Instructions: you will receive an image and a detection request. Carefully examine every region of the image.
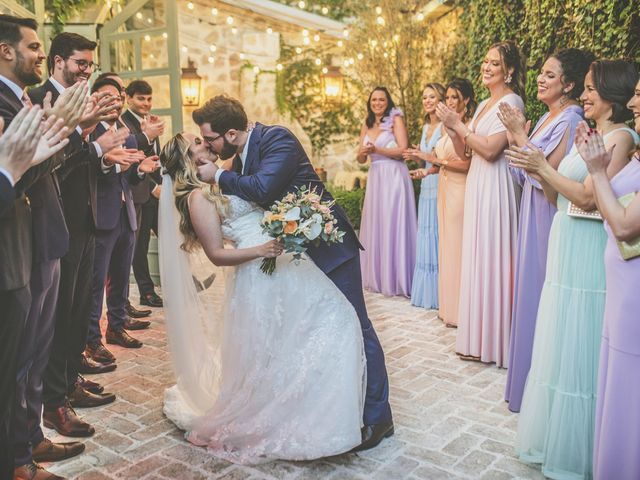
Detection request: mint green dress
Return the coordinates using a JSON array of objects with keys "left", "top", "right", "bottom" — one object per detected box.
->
[{"left": 515, "top": 128, "right": 638, "bottom": 480}]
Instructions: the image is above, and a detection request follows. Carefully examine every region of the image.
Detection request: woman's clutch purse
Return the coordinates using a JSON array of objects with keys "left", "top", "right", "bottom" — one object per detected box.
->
[
  {"left": 615, "top": 192, "right": 640, "bottom": 261},
  {"left": 566, "top": 202, "right": 603, "bottom": 221}
]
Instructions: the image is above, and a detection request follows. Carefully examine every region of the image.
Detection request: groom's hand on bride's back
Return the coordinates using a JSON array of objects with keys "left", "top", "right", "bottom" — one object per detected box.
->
[{"left": 197, "top": 160, "right": 218, "bottom": 184}]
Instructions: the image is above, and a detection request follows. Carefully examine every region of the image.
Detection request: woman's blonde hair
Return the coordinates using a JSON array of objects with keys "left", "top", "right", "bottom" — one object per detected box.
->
[{"left": 159, "top": 133, "right": 228, "bottom": 252}]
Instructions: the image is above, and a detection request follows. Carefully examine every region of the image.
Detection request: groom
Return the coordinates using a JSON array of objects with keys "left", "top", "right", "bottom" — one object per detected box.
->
[{"left": 194, "top": 95, "right": 393, "bottom": 451}]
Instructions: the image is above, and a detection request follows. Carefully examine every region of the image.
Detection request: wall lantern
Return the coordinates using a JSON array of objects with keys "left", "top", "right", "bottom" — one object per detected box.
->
[
  {"left": 321, "top": 66, "right": 344, "bottom": 103},
  {"left": 181, "top": 58, "right": 202, "bottom": 106}
]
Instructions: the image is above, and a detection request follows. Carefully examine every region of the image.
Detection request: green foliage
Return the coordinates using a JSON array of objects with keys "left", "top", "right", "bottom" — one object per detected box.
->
[
  {"left": 46, "top": 0, "right": 95, "bottom": 35},
  {"left": 275, "top": 42, "right": 361, "bottom": 157},
  {"left": 326, "top": 184, "right": 365, "bottom": 229},
  {"left": 444, "top": 0, "right": 640, "bottom": 121}
]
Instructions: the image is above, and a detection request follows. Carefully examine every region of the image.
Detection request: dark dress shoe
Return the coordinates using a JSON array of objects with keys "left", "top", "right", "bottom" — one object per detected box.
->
[
  {"left": 14, "top": 461, "right": 65, "bottom": 480},
  {"left": 124, "top": 317, "right": 150, "bottom": 330},
  {"left": 68, "top": 384, "right": 116, "bottom": 408},
  {"left": 43, "top": 403, "right": 95, "bottom": 437},
  {"left": 106, "top": 328, "right": 142, "bottom": 348},
  {"left": 78, "top": 353, "right": 116, "bottom": 374},
  {"left": 32, "top": 438, "right": 85, "bottom": 463},
  {"left": 85, "top": 342, "right": 116, "bottom": 364},
  {"left": 350, "top": 421, "right": 394, "bottom": 453},
  {"left": 77, "top": 374, "right": 104, "bottom": 394},
  {"left": 126, "top": 301, "right": 151, "bottom": 318},
  {"left": 140, "top": 291, "right": 163, "bottom": 307}
]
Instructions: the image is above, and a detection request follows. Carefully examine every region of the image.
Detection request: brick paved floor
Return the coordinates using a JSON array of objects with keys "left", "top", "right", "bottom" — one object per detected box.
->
[{"left": 46, "top": 263, "right": 545, "bottom": 480}]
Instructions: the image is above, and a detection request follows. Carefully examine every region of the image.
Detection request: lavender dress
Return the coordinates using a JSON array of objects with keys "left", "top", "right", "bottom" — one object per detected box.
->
[
  {"left": 593, "top": 156, "right": 640, "bottom": 480},
  {"left": 505, "top": 105, "right": 584, "bottom": 412},
  {"left": 360, "top": 108, "right": 417, "bottom": 296}
]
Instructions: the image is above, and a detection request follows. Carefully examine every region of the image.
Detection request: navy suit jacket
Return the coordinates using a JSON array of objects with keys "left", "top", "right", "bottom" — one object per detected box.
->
[
  {"left": 120, "top": 109, "right": 161, "bottom": 205},
  {"left": 92, "top": 121, "right": 141, "bottom": 231},
  {"left": 0, "top": 173, "right": 14, "bottom": 216},
  {"left": 29, "top": 79, "right": 100, "bottom": 234},
  {"left": 218, "top": 122, "right": 361, "bottom": 274}
]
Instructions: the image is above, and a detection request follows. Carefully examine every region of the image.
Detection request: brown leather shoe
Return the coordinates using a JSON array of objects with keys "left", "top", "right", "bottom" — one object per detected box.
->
[
  {"left": 85, "top": 341, "right": 116, "bottom": 364},
  {"left": 106, "top": 328, "right": 142, "bottom": 348},
  {"left": 42, "top": 402, "right": 95, "bottom": 437},
  {"left": 77, "top": 374, "right": 104, "bottom": 394},
  {"left": 140, "top": 291, "right": 163, "bottom": 307},
  {"left": 13, "top": 461, "right": 65, "bottom": 479},
  {"left": 78, "top": 353, "right": 116, "bottom": 374},
  {"left": 68, "top": 384, "right": 116, "bottom": 408},
  {"left": 32, "top": 438, "right": 85, "bottom": 463},
  {"left": 123, "top": 317, "right": 150, "bottom": 330},
  {"left": 126, "top": 301, "right": 151, "bottom": 318}
]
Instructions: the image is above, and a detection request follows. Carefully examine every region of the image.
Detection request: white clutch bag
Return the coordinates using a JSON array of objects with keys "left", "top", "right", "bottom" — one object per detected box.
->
[{"left": 566, "top": 201, "right": 603, "bottom": 221}]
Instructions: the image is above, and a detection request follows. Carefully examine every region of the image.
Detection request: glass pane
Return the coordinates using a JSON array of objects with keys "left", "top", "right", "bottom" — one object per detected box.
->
[
  {"left": 109, "top": 39, "right": 135, "bottom": 73},
  {"left": 143, "top": 75, "right": 171, "bottom": 109},
  {"left": 15, "top": 0, "right": 34, "bottom": 11},
  {"left": 141, "top": 34, "right": 169, "bottom": 69}
]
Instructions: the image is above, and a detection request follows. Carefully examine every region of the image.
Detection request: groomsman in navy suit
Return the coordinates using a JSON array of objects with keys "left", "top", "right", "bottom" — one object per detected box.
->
[
  {"left": 121, "top": 80, "right": 164, "bottom": 310},
  {"left": 84, "top": 77, "right": 159, "bottom": 365},
  {"left": 193, "top": 96, "right": 394, "bottom": 452}
]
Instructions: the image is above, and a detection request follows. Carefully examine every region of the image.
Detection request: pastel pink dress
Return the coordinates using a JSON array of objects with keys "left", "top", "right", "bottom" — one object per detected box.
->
[{"left": 455, "top": 93, "right": 523, "bottom": 367}]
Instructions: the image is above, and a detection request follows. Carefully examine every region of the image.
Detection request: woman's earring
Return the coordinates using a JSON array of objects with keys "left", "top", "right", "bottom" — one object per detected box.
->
[{"left": 505, "top": 74, "right": 512, "bottom": 84}]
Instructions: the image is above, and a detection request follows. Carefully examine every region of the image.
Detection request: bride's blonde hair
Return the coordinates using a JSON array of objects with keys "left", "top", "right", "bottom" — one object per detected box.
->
[{"left": 159, "top": 133, "right": 228, "bottom": 252}]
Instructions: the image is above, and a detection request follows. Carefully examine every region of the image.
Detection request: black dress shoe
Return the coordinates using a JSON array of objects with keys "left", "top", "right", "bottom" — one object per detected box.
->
[
  {"left": 126, "top": 301, "right": 151, "bottom": 318},
  {"left": 78, "top": 353, "right": 116, "bottom": 374},
  {"left": 68, "top": 384, "right": 116, "bottom": 408},
  {"left": 106, "top": 328, "right": 143, "bottom": 348},
  {"left": 124, "top": 317, "right": 150, "bottom": 330},
  {"left": 85, "top": 342, "right": 116, "bottom": 364},
  {"left": 350, "top": 421, "right": 394, "bottom": 453},
  {"left": 77, "top": 374, "right": 104, "bottom": 394},
  {"left": 140, "top": 292, "right": 163, "bottom": 307}
]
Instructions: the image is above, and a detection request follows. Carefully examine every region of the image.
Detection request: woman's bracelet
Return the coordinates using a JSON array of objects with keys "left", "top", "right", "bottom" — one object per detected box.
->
[{"left": 463, "top": 129, "right": 473, "bottom": 141}]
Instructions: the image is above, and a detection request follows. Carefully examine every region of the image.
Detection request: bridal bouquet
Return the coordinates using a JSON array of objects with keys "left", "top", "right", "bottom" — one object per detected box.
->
[{"left": 260, "top": 185, "right": 345, "bottom": 274}]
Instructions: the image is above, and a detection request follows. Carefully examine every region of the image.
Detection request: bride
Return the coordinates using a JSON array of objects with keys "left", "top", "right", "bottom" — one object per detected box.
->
[{"left": 157, "top": 132, "right": 366, "bottom": 464}]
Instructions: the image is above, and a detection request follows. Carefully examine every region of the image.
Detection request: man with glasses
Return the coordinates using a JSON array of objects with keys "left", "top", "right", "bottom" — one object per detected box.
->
[{"left": 27, "top": 33, "right": 127, "bottom": 456}]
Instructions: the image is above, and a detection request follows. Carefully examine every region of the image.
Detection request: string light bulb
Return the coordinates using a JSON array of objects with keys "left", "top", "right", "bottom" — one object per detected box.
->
[
  {"left": 337, "top": 40, "right": 343, "bottom": 48},
  {"left": 315, "top": 58, "right": 322, "bottom": 66},
  {"left": 208, "top": 56, "right": 215, "bottom": 63},
  {"left": 377, "top": 16, "right": 385, "bottom": 26},
  {"left": 226, "top": 16, "right": 234, "bottom": 25},
  {"left": 343, "top": 28, "right": 349, "bottom": 38},
  {"left": 417, "top": 12, "right": 425, "bottom": 21},
  {"left": 209, "top": 44, "right": 217, "bottom": 52},
  {"left": 302, "top": 29, "right": 309, "bottom": 37},
  {"left": 135, "top": 12, "right": 142, "bottom": 19},
  {"left": 298, "top": 0, "right": 305, "bottom": 8},
  {"left": 276, "top": 63, "right": 283, "bottom": 71},
  {"left": 321, "top": 6, "right": 328, "bottom": 14},
  {"left": 313, "top": 34, "right": 320, "bottom": 42},
  {"left": 187, "top": 2, "right": 194, "bottom": 9},
  {"left": 303, "top": 37, "right": 310, "bottom": 45},
  {"left": 231, "top": 27, "right": 238, "bottom": 35},
  {"left": 253, "top": 66, "right": 260, "bottom": 74},
  {"left": 322, "top": 67, "right": 328, "bottom": 74},
  {"left": 267, "top": 27, "right": 273, "bottom": 34},
  {"left": 295, "top": 47, "right": 302, "bottom": 54},
  {"left": 375, "top": 6, "right": 382, "bottom": 14},
  {"left": 357, "top": 53, "right": 363, "bottom": 60},
  {"left": 211, "top": 7, "right": 218, "bottom": 15}
]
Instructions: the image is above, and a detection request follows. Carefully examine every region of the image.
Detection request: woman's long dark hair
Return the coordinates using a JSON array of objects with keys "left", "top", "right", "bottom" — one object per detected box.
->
[
  {"left": 447, "top": 78, "right": 477, "bottom": 123},
  {"left": 366, "top": 86, "right": 396, "bottom": 128},
  {"left": 589, "top": 59, "right": 638, "bottom": 123}
]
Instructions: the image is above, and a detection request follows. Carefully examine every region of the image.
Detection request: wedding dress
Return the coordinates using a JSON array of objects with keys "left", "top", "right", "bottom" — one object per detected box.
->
[{"left": 159, "top": 181, "right": 366, "bottom": 465}]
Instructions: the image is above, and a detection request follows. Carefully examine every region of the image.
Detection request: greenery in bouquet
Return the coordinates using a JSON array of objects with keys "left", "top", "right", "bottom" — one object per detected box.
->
[{"left": 260, "top": 185, "right": 346, "bottom": 274}]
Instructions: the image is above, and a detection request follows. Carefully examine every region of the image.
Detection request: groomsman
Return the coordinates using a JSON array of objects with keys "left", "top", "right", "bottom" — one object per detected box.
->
[
  {"left": 0, "top": 14, "right": 87, "bottom": 480},
  {"left": 84, "top": 77, "right": 159, "bottom": 365},
  {"left": 122, "top": 80, "right": 164, "bottom": 309},
  {"left": 34, "top": 33, "right": 125, "bottom": 443}
]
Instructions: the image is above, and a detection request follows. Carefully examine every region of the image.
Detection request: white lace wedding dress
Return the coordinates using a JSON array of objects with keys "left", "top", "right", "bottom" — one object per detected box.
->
[{"left": 161, "top": 194, "right": 366, "bottom": 465}]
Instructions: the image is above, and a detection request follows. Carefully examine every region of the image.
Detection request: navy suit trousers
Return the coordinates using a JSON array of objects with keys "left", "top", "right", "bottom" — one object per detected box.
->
[
  {"left": 326, "top": 255, "right": 392, "bottom": 425},
  {"left": 87, "top": 207, "right": 135, "bottom": 343},
  {"left": 11, "top": 259, "right": 60, "bottom": 467}
]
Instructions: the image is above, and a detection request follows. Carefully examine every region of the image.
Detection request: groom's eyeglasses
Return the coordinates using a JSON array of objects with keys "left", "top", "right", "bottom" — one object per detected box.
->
[{"left": 203, "top": 133, "right": 224, "bottom": 144}]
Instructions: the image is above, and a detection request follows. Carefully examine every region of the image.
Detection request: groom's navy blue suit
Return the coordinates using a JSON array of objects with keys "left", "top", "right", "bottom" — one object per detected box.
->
[{"left": 218, "top": 122, "right": 392, "bottom": 425}]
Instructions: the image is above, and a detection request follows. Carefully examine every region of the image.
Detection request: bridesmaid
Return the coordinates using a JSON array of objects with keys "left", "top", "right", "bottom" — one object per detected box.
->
[
  {"left": 357, "top": 87, "right": 417, "bottom": 296},
  {"left": 508, "top": 60, "right": 638, "bottom": 480},
  {"left": 500, "top": 48, "right": 592, "bottom": 413},
  {"left": 403, "top": 83, "right": 445, "bottom": 309},
  {"left": 578, "top": 80, "right": 640, "bottom": 480},
  {"left": 427, "top": 78, "right": 477, "bottom": 327},
  {"left": 439, "top": 41, "right": 525, "bottom": 366}
]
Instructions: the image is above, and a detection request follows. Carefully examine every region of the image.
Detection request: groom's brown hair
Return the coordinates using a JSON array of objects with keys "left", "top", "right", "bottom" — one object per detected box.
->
[{"left": 192, "top": 95, "right": 248, "bottom": 133}]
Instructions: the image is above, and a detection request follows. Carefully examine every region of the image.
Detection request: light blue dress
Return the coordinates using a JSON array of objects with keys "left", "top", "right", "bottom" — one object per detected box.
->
[
  {"left": 516, "top": 127, "right": 640, "bottom": 480},
  {"left": 410, "top": 122, "right": 443, "bottom": 309}
]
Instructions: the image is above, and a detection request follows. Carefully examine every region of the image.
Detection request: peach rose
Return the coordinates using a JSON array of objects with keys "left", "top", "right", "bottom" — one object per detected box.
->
[
  {"left": 284, "top": 221, "right": 298, "bottom": 234},
  {"left": 324, "top": 222, "right": 334, "bottom": 234}
]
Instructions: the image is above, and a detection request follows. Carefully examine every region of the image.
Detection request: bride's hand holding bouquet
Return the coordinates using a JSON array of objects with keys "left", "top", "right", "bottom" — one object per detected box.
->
[{"left": 260, "top": 185, "right": 346, "bottom": 274}]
